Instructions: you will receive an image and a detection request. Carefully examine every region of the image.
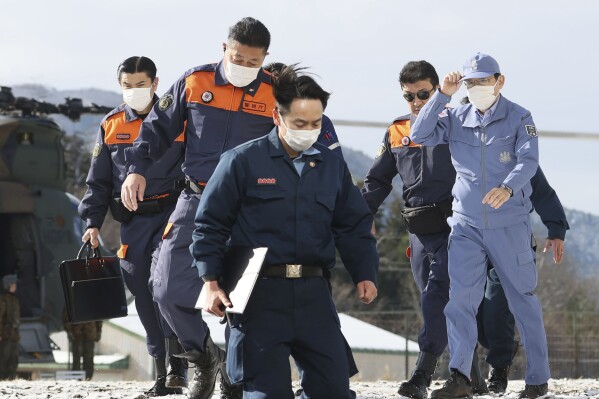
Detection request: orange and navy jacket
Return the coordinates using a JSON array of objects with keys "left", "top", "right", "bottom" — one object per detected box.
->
[
  {"left": 79, "top": 99, "right": 184, "bottom": 229},
  {"left": 125, "top": 61, "right": 276, "bottom": 183},
  {"left": 361, "top": 114, "right": 454, "bottom": 213},
  {"left": 125, "top": 60, "right": 344, "bottom": 183}
]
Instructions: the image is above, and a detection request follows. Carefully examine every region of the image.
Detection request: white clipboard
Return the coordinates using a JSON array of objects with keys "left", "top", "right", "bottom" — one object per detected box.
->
[{"left": 195, "top": 247, "right": 268, "bottom": 314}]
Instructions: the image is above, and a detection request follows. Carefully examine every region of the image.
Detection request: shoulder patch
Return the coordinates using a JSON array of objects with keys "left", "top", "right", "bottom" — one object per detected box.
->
[
  {"left": 159, "top": 94, "right": 174, "bottom": 111},
  {"left": 92, "top": 142, "right": 102, "bottom": 158},
  {"left": 375, "top": 143, "right": 386, "bottom": 158},
  {"left": 525, "top": 125, "right": 537, "bottom": 137}
]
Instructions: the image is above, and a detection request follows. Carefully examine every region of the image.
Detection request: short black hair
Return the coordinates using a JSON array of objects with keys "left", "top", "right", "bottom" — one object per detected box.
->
[
  {"left": 117, "top": 56, "right": 157, "bottom": 81},
  {"left": 263, "top": 62, "right": 286, "bottom": 75},
  {"left": 399, "top": 60, "right": 439, "bottom": 88},
  {"left": 228, "top": 17, "right": 271, "bottom": 51},
  {"left": 272, "top": 65, "right": 330, "bottom": 115}
]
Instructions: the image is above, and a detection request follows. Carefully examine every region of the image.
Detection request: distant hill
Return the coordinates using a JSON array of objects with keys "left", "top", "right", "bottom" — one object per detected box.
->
[
  {"left": 531, "top": 209, "right": 599, "bottom": 277},
  {"left": 11, "top": 84, "right": 121, "bottom": 108}
]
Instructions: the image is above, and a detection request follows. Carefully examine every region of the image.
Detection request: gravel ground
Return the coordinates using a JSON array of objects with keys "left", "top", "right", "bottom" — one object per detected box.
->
[{"left": 1, "top": 379, "right": 599, "bottom": 398}]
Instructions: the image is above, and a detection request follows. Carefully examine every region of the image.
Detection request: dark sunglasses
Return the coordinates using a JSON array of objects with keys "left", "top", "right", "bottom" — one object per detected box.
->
[{"left": 403, "top": 88, "right": 435, "bottom": 102}]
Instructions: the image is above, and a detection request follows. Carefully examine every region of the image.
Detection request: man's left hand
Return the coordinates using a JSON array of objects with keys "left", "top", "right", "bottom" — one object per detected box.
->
[
  {"left": 543, "top": 238, "right": 565, "bottom": 264},
  {"left": 482, "top": 187, "right": 511, "bottom": 209},
  {"left": 204, "top": 281, "right": 232, "bottom": 317},
  {"left": 356, "top": 281, "right": 377, "bottom": 304}
]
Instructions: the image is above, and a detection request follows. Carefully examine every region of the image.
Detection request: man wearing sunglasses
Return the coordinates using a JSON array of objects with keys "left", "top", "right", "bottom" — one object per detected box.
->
[
  {"left": 361, "top": 59, "right": 567, "bottom": 399},
  {"left": 410, "top": 53, "right": 552, "bottom": 399}
]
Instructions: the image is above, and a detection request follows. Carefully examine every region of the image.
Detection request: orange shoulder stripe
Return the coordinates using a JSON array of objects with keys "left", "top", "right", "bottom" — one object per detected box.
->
[
  {"left": 103, "top": 112, "right": 142, "bottom": 145},
  {"left": 241, "top": 83, "right": 276, "bottom": 117},
  {"left": 185, "top": 71, "right": 241, "bottom": 111},
  {"left": 388, "top": 120, "right": 421, "bottom": 148}
]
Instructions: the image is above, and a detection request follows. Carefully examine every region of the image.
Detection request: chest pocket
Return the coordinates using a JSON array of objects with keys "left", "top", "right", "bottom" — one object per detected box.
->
[
  {"left": 391, "top": 146, "right": 422, "bottom": 188},
  {"left": 449, "top": 132, "right": 482, "bottom": 180},
  {"left": 245, "top": 187, "right": 286, "bottom": 223},
  {"left": 485, "top": 134, "right": 517, "bottom": 177},
  {"left": 315, "top": 193, "right": 335, "bottom": 212}
]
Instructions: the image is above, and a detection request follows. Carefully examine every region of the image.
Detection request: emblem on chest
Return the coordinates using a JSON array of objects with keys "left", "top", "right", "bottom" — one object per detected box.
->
[{"left": 499, "top": 151, "right": 512, "bottom": 164}]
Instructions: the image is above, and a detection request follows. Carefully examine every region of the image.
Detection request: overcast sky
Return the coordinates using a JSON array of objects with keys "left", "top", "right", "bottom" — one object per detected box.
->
[{"left": 2, "top": 0, "right": 598, "bottom": 216}]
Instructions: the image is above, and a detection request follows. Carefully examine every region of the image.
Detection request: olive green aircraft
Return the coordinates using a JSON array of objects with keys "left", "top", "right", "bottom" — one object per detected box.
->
[{"left": 0, "top": 86, "right": 112, "bottom": 368}]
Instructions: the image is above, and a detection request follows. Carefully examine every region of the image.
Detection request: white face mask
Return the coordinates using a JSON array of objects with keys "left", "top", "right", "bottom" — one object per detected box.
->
[
  {"left": 280, "top": 115, "right": 320, "bottom": 152},
  {"left": 224, "top": 60, "right": 260, "bottom": 87},
  {"left": 467, "top": 83, "right": 498, "bottom": 111},
  {"left": 122, "top": 87, "right": 153, "bottom": 112}
]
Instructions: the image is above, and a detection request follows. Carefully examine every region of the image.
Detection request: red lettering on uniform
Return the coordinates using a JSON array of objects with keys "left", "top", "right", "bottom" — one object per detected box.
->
[
  {"left": 257, "top": 178, "right": 276, "bottom": 185},
  {"left": 243, "top": 101, "right": 266, "bottom": 113}
]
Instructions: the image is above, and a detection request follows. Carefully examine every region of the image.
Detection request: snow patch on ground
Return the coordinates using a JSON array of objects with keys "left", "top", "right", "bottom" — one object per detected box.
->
[{"left": 1, "top": 379, "right": 599, "bottom": 398}]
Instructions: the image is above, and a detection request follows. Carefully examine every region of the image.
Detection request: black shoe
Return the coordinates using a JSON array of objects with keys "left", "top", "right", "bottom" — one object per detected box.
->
[
  {"left": 145, "top": 375, "right": 184, "bottom": 397},
  {"left": 165, "top": 355, "right": 188, "bottom": 388},
  {"left": 219, "top": 370, "right": 242, "bottom": 399},
  {"left": 398, "top": 369, "right": 431, "bottom": 399},
  {"left": 470, "top": 351, "right": 489, "bottom": 396},
  {"left": 518, "top": 383, "right": 548, "bottom": 399},
  {"left": 430, "top": 370, "right": 473, "bottom": 399},
  {"left": 487, "top": 339, "right": 520, "bottom": 394},
  {"left": 487, "top": 367, "right": 509, "bottom": 394},
  {"left": 175, "top": 336, "right": 225, "bottom": 399}
]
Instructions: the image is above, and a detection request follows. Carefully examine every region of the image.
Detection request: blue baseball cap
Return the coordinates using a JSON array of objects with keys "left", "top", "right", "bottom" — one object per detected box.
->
[{"left": 462, "top": 53, "right": 500, "bottom": 80}]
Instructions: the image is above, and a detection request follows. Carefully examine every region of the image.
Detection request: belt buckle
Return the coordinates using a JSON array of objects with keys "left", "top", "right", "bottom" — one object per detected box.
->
[{"left": 285, "top": 264, "right": 302, "bottom": 278}]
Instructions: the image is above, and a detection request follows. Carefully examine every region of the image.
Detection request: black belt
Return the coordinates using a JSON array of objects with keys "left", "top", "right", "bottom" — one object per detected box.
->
[
  {"left": 175, "top": 177, "right": 206, "bottom": 194},
  {"left": 260, "top": 264, "right": 328, "bottom": 279}
]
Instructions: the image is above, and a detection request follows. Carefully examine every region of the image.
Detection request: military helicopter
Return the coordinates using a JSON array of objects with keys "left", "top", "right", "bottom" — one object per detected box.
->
[{"left": 0, "top": 86, "right": 112, "bottom": 366}]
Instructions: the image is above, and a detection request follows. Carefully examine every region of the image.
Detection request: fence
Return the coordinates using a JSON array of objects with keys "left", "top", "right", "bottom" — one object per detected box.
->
[{"left": 345, "top": 310, "right": 599, "bottom": 379}]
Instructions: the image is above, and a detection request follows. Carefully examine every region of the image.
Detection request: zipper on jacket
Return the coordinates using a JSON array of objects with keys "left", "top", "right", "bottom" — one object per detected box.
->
[{"left": 481, "top": 126, "right": 488, "bottom": 228}]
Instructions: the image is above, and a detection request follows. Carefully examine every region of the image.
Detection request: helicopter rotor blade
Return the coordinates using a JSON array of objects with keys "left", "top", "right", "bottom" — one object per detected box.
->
[{"left": 330, "top": 119, "right": 599, "bottom": 141}]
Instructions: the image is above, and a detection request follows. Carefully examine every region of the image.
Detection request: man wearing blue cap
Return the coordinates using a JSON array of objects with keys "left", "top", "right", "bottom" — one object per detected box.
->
[{"left": 410, "top": 53, "right": 550, "bottom": 399}]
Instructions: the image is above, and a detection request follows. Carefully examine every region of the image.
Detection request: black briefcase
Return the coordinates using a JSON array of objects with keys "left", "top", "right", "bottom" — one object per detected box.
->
[{"left": 60, "top": 241, "right": 128, "bottom": 323}]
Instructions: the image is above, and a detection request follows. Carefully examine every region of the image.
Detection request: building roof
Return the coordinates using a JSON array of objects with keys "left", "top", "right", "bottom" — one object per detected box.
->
[{"left": 108, "top": 301, "right": 419, "bottom": 354}]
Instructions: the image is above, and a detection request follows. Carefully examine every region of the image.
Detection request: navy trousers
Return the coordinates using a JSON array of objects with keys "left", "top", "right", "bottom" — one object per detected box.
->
[
  {"left": 227, "top": 277, "right": 354, "bottom": 399},
  {"left": 476, "top": 266, "right": 517, "bottom": 369},
  {"left": 408, "top": 231, "right": 451, "bottom": 357},
  {"left": 152, "top": 190, "right": 209, "bottom": 352},
  {"left": 119, "top": 206, "right": 176, "bottom": 358}
]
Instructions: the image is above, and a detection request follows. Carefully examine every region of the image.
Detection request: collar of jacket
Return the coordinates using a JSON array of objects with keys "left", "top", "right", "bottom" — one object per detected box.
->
[
  {"left": 267, "top": 127, "right": 323, "bottom": 163},
  {"left": 123, "top": 94, "right": 159, "bottom": 123},
  {"left": 214, "top": 59, "right": 268, "bottom": 98},
  {"left": 460, "top": 94, "right": 508, "bottom": 128}
]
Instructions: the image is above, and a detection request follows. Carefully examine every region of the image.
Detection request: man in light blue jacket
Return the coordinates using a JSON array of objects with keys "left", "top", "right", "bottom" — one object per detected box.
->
[{"left": 410, "top": 53, "right": 550, "bottom": 399}]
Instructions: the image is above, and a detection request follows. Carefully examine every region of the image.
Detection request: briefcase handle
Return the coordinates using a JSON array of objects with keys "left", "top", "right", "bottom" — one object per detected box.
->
[{"left": 77, "top": 240, "right": 103, "bottom": 260}]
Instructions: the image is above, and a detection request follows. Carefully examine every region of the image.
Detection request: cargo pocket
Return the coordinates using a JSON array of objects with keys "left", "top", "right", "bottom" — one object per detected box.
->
[
  {"left": 226, "top": 314, "right": 251, "bottom": 384},
  {"left": 517, "top": 249, "right": 537, "bottom": 294}
]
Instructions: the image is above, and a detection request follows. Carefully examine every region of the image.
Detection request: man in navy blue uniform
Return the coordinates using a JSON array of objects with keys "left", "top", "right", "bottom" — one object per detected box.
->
[
  {"left": 79, "top": 56, "right": 186, "bottom": 397},
  {"left": 120, "top": 18, "right": 345, "bottom": 399},
  {"left": 411, "top": 53, "right": 551, "bottom": 399},
  {"left": 362, "top": 60, "right": 568, "bottom": 399},
  {"left": 192, "top": 66, "right": 379, "bottom": 399}
]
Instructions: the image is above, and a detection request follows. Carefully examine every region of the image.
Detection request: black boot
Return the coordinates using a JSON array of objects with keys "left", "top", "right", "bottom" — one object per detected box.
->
[
  {"left": 175, "top": 335, "right": 225, "bottom": 399},
  {"left": 145, "top": 372, "right": 183, "bottom": 397},
  {"left": 487, "top": 366, "right": 509, "bottom": 394},
  {"left": 398, "top": 351, "right": 437, "bottom": 399},
  {"left": 470, "top": 350, "right": 489, "bottom": 396},
  {"left": 430, "top": 369, "right": 472, "bottom": 399},
  {"left": 219, "top": 373, "right": 242, "bottom": 399},
  {"left": 165, "top": 338, "right": 188, "bottom": 388},
  {"left": 518, "top": 383, "right": 548, "bottom": 399},
  {"left": 488, "top": 339, "right": 519, "bottom": 394}
]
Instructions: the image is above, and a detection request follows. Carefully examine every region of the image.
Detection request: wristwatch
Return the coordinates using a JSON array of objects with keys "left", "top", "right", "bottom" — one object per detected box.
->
[{"left": 499, "top": 183, "right": 513, "bottom": 197}]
